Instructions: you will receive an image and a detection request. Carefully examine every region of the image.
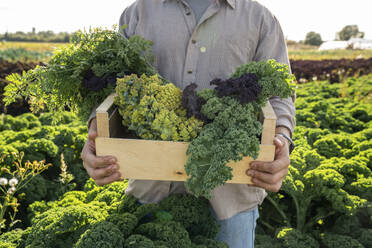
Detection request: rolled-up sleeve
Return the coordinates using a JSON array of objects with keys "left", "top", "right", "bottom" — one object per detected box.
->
[{"left": 253, "top": 12, "right": 296, "bottom": 135}]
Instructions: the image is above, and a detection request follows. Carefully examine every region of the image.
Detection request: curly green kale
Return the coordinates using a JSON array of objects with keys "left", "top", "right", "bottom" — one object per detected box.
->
[
  {"left": 185, "top": 60, "right": 295, "bottom": 198},
  {"left": 135, "top": 221, "right": 192, "bottom": 248},
  {"left": 0, "top": 229, "right": 25, "bottom": 248},
  {"left": 115, "top": 74, "right": 203, "bottom": 141},
  {"left": 116, "top": 194, "right": 141, "bottom": 214},
  {"left": 159, "top": 193, "right": 219, "bottom": 239},
  {"left": 74, "top": 221, "right": 124, "bottom": 248},
  {"left": 133, "top": 203, "right": 161, "bottom": 221},
  {"left": 254, "top": 234, "right": 282, "bottom": 248},
  {"left": 255, "top": 75, "right": 372, "bottom": 247},
  {"left": 276, "top": 227, "right": 319, "bottom": 248},
  {"left": 320, "top": 233, "right": 364, "bottom": 248},
  {"left": 25, "top": 203, "right": 108, "bottom": 247},
  {"left": 359, "top": 228, "right": 372, "bottom": 248},
  {"left": 331, "top": 214, "right": 372, "bottom": 247},
  {"left": 3, "top": 180, "right": 228, "bottom": 248},
  {"left": 0, "top": 242, "right": 16, "bottom": 248},
  {"left": 192, "top": 235, "right": 229, "bottom": 248},
  {"left": 105, "top": 213, "right": 138, "bottom": 238},
  {"left": 85, "top": 180, "right": 128, "bottom": 205},
  {"left": 125, "top": 234, "right": 155, "bottom": 248}
]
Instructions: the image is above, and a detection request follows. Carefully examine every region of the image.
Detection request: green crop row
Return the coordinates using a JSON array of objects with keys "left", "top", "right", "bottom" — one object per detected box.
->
[
  {"left": 0, "top": 48, "right": 52, "bottom": 62},
  {"left": 256, "top": 74, "right": 372, "bottom": 248},
  {"left": 0, "top": 75, "right": 371, "bottom": 247},
  {"left": 0, "top": 112, "right": 88, "bottom": 230}
]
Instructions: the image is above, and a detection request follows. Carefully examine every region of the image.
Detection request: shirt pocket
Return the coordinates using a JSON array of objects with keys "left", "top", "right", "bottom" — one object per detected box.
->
[
  {"left": 208, "top": 32, "right": 257, "bottom": 80},
  {"left": 222, "top": 33, "right": 256, "bottom": 73}
]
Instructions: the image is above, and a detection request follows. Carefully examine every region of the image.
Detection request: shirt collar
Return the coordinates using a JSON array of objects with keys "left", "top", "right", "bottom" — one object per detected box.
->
[
  {"left": 225, "top": 0, "right": 236, "bottom": 9},
  {"left": 162, "top": 0, "right": 236, "bottom": 9}
]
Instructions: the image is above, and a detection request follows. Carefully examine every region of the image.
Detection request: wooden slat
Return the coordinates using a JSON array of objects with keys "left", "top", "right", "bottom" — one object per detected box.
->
[
  {"left": 96, "top": 112, "right": 109, "bottom": 138},
  {"left": 226, "top": 145, "right": 275, "bottom": 184},
  {"left": 261, "top": 101, "right": 277, "bottom": 120},
  {"left": 260, "top": 101, "right": 277, "bottom": 145},
  {"left": 96, "top": 137, "right": 275, "bottom": 184},
  {"left": 96, "top": 93, "right": 116, "bottom": 113},
  {"left": 96, "top": 93, "right": 116, "bottom": 138}
]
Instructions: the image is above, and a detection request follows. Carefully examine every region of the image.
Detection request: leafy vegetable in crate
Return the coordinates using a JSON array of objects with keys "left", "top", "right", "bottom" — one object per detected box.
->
[
  {"left": 3, "top": 27, "right": 156, "bottom": 121},
  {"left": 114, "top": 74, "right": 203, "bottom": 142},
  {"left": 183, "top": 60, "right": 295, "bottom": 198},
  {"left": 114, "top": 60, "right": 295, "bottom": 198}
]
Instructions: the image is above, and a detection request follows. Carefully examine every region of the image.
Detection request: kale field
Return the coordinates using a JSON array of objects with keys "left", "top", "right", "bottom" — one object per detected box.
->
[{"left": 0, "top": 41, "right": 371, "bottom": 247}]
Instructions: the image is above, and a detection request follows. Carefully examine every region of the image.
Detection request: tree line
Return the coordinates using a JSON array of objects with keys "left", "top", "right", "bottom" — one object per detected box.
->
[
  {"left": 0, "top": 28, "right": 73, "bottom": 43},
  {"left": 0, "top": 25, "right": 366, "bottom": 46},
  {"left": 304, "top": 25, "right": 365, "bottom": 46}
]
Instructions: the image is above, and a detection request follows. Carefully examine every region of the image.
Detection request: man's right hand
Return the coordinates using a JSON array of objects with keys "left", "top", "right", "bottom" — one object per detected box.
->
[{"left": 81, "top": 118, "right": 122, "bottom": 186}]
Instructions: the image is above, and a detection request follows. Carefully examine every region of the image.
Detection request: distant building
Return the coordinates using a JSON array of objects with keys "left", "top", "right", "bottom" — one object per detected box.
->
[
  {"left": 318, "top": 41, "right": 349, "bottom": 50},
  {"left": 319, "top": 38, "right": 372, "bottom": 50},
  {"left": 348, "top": 38, "right": 372, "bottom": 50}
]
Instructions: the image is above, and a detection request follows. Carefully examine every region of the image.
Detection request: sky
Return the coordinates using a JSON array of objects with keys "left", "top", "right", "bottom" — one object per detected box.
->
[{"left": 0, "top": 0, "right": 371, "bottom": 42}]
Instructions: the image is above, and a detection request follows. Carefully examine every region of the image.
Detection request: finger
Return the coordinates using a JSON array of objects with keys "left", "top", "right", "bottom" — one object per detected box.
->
[
  {"left": 88, "top": 154, "right": 118, "bottom": 169},
  {"left": 274, "top": 136, "right": 288, "bottom": 156},
  {"left": 87, "top": 164, "right": 120, "bottom": 181},
  {"left": 88, "top": 141, "right": 96, "bottom": 154},
  {"left": 246, "top": 167, "right": 288, "bottom": 185},
  {"left": 82, "top": 146, "right": 117, "bottom": 169},
  {"left": 95, "top": 171, "right": 123, "bottom": 186},
  {"left": 88, "top": 130, "right": 97, "bottom": 141},
  {"left": 274, "top": 136, "right": 284, "bottom": 148},
  {"left": 88, "top": 131, "right": 97, "bottom": 152},
  {"left": 250, "top": 154, "right": 290, "bottom": 174},
  {"left": 249, "top": 177, "right": 283, "bottom": 192},
  {"left": 87, "top": 135, "right": 96, "bottom": 154}
]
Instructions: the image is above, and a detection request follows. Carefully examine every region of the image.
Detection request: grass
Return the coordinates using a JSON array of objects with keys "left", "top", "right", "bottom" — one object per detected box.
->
[
  {"left": 288, "top": 48, "right": 372, "bottom": 60},
  {"left": 0, "top": 41, "right": 67, "bottom": 52},
  {"left": 0, "top": 42, "right": 67, "bottom": 62},
  {"left": 286, "top": 42, "right": 372, "bottom": 60}
]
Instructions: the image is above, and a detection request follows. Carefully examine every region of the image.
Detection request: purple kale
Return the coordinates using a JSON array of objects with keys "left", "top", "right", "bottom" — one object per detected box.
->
[
  {"left": 82, "top": 70, "right": 117, "bottom": 91},
  {"left": 210, "top": 73, "right": 261, "bottom": 104},
  {"left": 182, "top": 83, "right": 208, "bottom": 122},
  {"left": 105, "top": 74, "right": 117, "bottom": 87}
]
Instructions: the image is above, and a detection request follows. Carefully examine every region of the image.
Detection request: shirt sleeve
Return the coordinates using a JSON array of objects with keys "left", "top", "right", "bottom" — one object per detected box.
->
[
  {"left": 87, "top": 3, "right": 139, "bottom": 128},
  {"left": 253, "top": 12, "right": 296, "bottom": 136},
  {"left": 118, "top": 2, "right": 139, "bottom": 38}
]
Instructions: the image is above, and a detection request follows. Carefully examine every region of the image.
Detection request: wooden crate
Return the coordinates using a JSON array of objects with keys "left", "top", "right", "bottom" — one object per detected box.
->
[{"left": 95, "top": 93, "right": 276, "bottom": 184}]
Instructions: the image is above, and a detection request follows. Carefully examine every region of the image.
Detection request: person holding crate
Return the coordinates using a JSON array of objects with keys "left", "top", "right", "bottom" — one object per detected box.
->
[{"left": 81, "top": 0, "right": 296, "bottom": 247}]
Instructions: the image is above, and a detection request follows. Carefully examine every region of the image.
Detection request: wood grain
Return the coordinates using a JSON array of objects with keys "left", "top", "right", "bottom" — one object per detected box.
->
[
  {"left": 261, "top": 101, "right": 277, "bottom": 145},
  {"left": 96, "top": 137, "right": 275, "bottom": 184}
]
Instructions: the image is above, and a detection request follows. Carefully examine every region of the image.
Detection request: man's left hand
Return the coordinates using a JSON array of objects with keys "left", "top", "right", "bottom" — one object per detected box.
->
[{"left": 246, "top": 133, "right": 290, "bottom": 192}]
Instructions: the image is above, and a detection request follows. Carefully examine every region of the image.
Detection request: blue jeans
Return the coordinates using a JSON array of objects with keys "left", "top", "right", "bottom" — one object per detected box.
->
[{"left": 214, "top": 207, "right": 259, "bottom": 248}]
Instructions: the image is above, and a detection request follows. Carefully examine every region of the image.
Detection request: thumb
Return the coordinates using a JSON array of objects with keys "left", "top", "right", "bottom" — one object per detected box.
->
[
  {"left": 274, "top": 136, "right": 284, "bottom": 156},
  {"left": 274, "top": 136, "right": 284, "bottom": 148}
]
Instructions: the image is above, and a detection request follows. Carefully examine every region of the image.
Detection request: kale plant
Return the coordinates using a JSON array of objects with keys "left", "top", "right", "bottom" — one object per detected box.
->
[
  {"left": 3, "top": 27, "right": 156, "bottom": 121},
  {"left": 185, "top": 60, "right": 295, "bottom": 198}
]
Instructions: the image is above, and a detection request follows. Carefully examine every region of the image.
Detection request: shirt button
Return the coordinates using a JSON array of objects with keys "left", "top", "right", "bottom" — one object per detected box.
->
[
  {"left": 187, "top": 70, "right": 193, "bottom": 74},
  {"left": 200, "top": 46, "right": 206, "bottom": 53}
]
